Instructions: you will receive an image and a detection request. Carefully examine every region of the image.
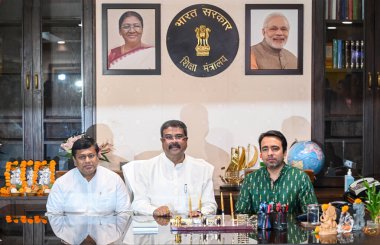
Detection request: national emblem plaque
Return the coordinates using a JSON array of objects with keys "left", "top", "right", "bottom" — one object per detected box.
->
[{"left": 167, "top": 4, "right": 239, "bottom": 77}]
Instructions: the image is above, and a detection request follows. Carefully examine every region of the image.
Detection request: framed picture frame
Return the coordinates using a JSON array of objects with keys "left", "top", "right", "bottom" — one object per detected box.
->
[
  {"left": 245, "top": 4, "right": 303, "bottom": 75},
  {"left": 102, "top": 4, "right": 161, "bottom": 75}
]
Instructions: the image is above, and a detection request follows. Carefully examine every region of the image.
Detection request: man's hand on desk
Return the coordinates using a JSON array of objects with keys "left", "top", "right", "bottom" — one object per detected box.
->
[
  {"left": 188, "top": 210, "right": 201, "bottom": 217},
  {"left": 153, "top": 216, "right": 170, "bottom": 226},
  {"left": 153, "top": 205, "right": 172, "bottom": 217}
]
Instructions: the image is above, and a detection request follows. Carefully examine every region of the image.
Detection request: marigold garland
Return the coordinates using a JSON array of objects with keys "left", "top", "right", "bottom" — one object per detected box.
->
[
  {"left": 5, "top": 215, "right": 48, "bottom": 224},
  {"left": 3, "top": 161, "right": 27, "bottom": 188},
  {"left": 1, "top": 159, "right": 56, "bottom": 196}
]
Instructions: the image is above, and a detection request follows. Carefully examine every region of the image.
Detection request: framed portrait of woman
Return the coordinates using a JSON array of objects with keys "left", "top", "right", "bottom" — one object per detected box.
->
[
  {"left": 102, "top": 4, "right": 161, "bottom": 75},
  {"left": 245, "top": 4, "right": 303, "bottom": 75}
]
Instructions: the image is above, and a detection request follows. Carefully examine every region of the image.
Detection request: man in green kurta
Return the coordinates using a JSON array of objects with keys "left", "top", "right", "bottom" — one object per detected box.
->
[{"left": 236, "top": 130, "right": 317, "bottom": 215}]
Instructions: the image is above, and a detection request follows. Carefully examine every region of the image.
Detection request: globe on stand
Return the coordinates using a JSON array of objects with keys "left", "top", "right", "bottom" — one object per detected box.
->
[{"left": 287, "top": 141, "right": 325, "bottom": 175}]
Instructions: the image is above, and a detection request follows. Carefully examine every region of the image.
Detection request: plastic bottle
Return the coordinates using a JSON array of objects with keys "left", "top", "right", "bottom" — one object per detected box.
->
[{"left": 344, "top": 168, "right": 354, "bottom": 192}]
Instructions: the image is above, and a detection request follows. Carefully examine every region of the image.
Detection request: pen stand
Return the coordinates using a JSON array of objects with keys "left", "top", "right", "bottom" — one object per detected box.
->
[
  {"left": 273, "top": 212, "right": 287, "bottom": 230},
  {"left": 258, "top": 213, "right": 271, "bottom": 229}
]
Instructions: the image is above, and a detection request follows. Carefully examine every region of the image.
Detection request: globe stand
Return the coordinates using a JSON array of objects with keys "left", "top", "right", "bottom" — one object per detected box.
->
[{"left": 303, "top": 169, "right": 316, "bottom": 184}]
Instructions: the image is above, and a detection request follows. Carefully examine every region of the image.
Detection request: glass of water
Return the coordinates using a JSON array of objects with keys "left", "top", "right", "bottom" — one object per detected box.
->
[{"left": 307, "top": 204, "right": 320, "bottom": 225}]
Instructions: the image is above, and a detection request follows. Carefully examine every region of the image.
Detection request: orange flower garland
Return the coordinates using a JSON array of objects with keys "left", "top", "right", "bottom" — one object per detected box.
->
[
  {"left": 49, "top": 160, "right": 56, "bottom": 184},
  {"left": 32, "top": 161, "right": 41, "bottom": 185},
  {"left": 3, "top": 161, "right": 27, "bottom": 189},
  {"left": 5, "top": 215, "right": 48, "bottom": 224},
  {"left": 1, "top": 159, "right": 56, "bottom": 196}
]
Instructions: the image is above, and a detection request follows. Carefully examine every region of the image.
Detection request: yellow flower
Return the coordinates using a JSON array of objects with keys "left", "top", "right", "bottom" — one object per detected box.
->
[
  {"left": 314, "top": 226, "right": 320, "bottom": 233},
  {"left": 341, "top": 205, "right": 349, "bottom": 213},
  {"left": 321, "top": 204, "right": 329, "bottom": 211},
  {"left": 354, "top": 198, "right": 362, "bottom": 204}
]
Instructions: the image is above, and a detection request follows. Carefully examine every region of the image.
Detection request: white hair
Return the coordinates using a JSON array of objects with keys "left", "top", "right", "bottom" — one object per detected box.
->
[{"left": 263, "top": 12, "right": 290, "bottom": 29}]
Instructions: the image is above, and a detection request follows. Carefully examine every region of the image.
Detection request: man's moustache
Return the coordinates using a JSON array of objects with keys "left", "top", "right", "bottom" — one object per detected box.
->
[{"left": 169, "top": 143, "right": 181, "bottom": 149}]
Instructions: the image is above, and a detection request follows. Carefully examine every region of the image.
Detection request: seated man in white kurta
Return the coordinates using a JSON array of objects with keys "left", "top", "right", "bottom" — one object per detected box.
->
[
  {"left": 46, "top": 136, "right": 130, "bottom": 215},
  {"left": 127, "top": 120, "right": 217, "bottom": 217}
]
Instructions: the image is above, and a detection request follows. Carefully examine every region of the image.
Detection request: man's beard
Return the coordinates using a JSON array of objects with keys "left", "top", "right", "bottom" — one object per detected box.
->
[
  {"left": 265, "top": 35, "right": 287, "bottom": 50},
  {"left": 266, "top": 160, "right": 283, "bottom": 169}
]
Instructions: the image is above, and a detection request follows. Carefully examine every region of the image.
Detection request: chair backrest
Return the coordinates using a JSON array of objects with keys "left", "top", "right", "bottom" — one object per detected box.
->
[{"left": 122, "top": 160, "right": 147, "bottom": 202}]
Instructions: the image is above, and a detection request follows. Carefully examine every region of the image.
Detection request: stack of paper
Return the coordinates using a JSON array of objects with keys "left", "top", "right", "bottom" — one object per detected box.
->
[{"left": 132, "top": 219, "right": 158, "bottom": 234}]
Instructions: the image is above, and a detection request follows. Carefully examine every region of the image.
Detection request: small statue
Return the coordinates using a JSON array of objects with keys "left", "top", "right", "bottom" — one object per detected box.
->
[
  {"left": 319, "top": 203, "right": 338, "bottom": 236},
  {"left": 10, "top": 168, "right": 22, "bottom": 185},
  {"left": 337, "top": 205, "right": 354, "bottom": 233},
  {"left": 38, "top": 167, "right": 51, "bottom": 185},
  {"left": 352, "top": 198, "right": 365, "bottom": 231},
  {"left": 26, "top": 167, "right": 34, "bottom": 186}
]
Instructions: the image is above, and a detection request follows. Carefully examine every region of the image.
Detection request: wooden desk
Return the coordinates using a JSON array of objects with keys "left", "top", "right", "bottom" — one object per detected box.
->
[{"left": 1, "top": 203, "right": 378, "bottom": 245}]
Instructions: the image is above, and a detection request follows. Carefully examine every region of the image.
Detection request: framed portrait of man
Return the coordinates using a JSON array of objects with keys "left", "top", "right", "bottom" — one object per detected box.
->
[
  {"left": 245, "top": 4, "right": 303, "bottom": 75},
  {"left": 102, "top": 4, "right": 161, "bottom": 75}
]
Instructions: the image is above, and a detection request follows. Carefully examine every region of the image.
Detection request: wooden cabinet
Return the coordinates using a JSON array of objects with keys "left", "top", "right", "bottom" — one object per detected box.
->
[
  {"left": 312, "top": 0, "right": 380, "bottom": 187},
  {"left": 0, "top": 0, "right": 95, "bottom": 180}
]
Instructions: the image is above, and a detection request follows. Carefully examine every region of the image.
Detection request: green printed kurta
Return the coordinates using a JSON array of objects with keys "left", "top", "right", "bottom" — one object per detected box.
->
[{"left": 236, "top": 164, "right": 317, "bottom": 215}]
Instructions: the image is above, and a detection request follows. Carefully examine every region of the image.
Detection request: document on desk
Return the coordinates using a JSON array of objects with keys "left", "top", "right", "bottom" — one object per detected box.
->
[{"left": 132, "top": 217, "right": 158, "bottom": 234}]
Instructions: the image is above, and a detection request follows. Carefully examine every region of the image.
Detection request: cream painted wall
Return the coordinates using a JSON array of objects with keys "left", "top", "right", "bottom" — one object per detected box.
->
[{"left": 95, "top": 0, "right": 312, "bottom": 188}]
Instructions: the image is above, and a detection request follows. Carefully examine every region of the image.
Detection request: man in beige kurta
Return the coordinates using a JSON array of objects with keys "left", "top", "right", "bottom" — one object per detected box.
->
[{"left": 250, "top": 12, "right": 297, "bottom": 69}]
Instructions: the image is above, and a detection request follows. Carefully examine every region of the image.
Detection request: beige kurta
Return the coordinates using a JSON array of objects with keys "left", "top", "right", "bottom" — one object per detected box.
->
[{"left": 250, "top": 39, "right": 297, "bottom": 69}]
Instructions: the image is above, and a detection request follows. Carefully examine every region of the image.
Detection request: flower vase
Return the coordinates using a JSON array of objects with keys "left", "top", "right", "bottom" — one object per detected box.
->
[
  {"left": 376, "top": 215, "right": 380, "bottom": 224},
  {"left": 363, "top": 220, "right": 379, "bottom": 236}
]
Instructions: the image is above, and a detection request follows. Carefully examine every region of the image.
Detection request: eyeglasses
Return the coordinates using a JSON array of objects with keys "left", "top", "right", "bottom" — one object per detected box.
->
[
  {"left": 161, "top": 134, "right": 188, "bottom": 141},
  {"left": 76, "top": 153, "right": 97, "bottom": 161},
  {"left": 121, "top": 24, "right": 142, "bottom": 32}
]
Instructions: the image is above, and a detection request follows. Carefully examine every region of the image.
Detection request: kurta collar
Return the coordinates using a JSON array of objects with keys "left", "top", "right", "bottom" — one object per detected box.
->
[
  {"left": 263, "top": 162, "right": 289, "bottom": 179},
  {"left": 161, "top": 152, "right": 186, "bottom": 169},
  {"left": 73, "top": 167, "right": 99, "bottom": 183}
]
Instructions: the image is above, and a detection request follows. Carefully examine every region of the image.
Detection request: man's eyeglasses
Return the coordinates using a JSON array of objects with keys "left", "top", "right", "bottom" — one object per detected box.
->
[
  {"left": 76, "top": 153, "right": 97, "bottom": 161},
  {"left": 121, "top": 24, "right": 143, "bottom": 32},
  {"left": 161, "top": 134, "right": 188, "bottom": 141}
]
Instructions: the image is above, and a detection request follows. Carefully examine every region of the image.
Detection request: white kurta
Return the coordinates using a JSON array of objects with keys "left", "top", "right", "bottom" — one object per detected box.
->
[
  {"left": 130, "top": 153, "right": 217, "bottom": 215},
  {"left": 46, "top": 166, "right": 130, "bottom": 215},
  {"left": 48, "top": 214, "right": 131, "bottom": 244}
]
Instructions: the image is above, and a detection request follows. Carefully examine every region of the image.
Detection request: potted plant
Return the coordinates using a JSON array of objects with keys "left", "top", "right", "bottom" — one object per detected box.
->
[
  {"left": 363, "top": 181, "right": 380, "bottom": 235},
  {"left": 363, "top": 181, "right": 380, "bottom": 222}
]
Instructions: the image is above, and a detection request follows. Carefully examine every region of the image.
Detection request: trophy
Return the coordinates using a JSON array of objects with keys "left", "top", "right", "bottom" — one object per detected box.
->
[{"left": 220, "top": 144, "right": 258, "bottom": 191}]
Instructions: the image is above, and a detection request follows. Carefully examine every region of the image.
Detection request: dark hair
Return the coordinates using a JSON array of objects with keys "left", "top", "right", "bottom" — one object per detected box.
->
[
  {"left": 160, "top": 120, "right": 188, "bottom": 137},
  {"left": 72, "top": 136, "right": 100, "bottom": 157},
  {"left": 258, "top": 130, "right": 287, "bottom": 153},
  {"left": 119, "top": 11, "right": 144, "bottom": 29}
]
